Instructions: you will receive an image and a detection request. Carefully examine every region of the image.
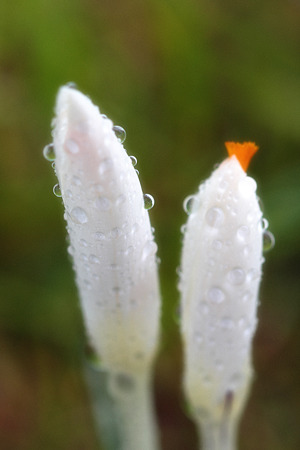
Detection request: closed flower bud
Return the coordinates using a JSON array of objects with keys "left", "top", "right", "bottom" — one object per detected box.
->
[
  {"left": 52, "top": 86, "right": 160, "bottom": 376},
  {"left": 180, "top": 142, "right": 267, "bottom": 449}
]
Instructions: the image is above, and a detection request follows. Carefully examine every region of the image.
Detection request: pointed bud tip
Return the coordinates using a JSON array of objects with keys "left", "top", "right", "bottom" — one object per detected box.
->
[
  {"left": 225, "top": 141, "right": 259, "bottom": 172},
  {"left": 56, "top": 85, "right": 96, "bottom": 125}
]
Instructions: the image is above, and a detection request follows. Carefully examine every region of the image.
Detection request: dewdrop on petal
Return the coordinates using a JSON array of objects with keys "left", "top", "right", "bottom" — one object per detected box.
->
[
  {"left": 180, "top": 142, "right": 268, "bottom": 449},
  {"left": 52, "top": 86, "right": 160, "bottom": 378}
]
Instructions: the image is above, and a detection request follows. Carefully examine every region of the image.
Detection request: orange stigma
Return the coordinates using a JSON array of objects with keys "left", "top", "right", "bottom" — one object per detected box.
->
[{"left": 225, "top": 141, "right": 259, "bottom": 171}]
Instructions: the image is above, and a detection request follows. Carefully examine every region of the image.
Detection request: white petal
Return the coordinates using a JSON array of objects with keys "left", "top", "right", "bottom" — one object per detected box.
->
[
  {"left": 180, "top": 156, "right": 263, "bottom": 421},
  {"left": 53, "top": 86, "right": 160, "bottom": 374}
]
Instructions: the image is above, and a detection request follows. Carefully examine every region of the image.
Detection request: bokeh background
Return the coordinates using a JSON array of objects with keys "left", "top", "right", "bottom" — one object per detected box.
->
[{"left": 1, "top": 0, "right": 300, "bottom": 449}]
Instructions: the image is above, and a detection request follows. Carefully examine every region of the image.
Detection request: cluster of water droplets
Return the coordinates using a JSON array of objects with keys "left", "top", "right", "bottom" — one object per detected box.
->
[
  {"left": 182, "top": 179, "right": 275, "bottom": 254},
  {"left": 43, "top": 115, "right": 156, "bottom": 217}
]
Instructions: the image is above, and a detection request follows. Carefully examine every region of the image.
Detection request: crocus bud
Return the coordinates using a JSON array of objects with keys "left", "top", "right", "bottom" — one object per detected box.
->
[
  {"left": 51, "top": 86, "right": 160, "bottom": 376},
  {"left": 179, "top": 143, "right": 268, "bottom": 448}
]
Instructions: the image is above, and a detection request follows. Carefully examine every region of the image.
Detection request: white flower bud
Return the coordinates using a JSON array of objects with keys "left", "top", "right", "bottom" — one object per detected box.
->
[
  {"left": 52, "top": 86, "right": 160, "bottom": 376},
  {"left": 179, "top": 143, "right": 264, "bottom": 445}
]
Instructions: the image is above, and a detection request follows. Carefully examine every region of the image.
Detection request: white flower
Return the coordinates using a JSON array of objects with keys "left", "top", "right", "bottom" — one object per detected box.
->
[
  {"left": 179, "top": 142, "right": 265, "bottom": 445},
  {"left": 52, "top": 86, "right": 160, "bottom": 376}
]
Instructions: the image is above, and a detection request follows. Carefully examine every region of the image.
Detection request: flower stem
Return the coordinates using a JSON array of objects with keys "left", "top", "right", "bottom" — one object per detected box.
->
[
  {"left": 84, "top": 364, "right": 121, "bottom": 450},
  {"left": 109, "top": 371, "right": 160, "bottom": 450},
  {"left": 197, "top": 416, "right": 237, "bottom": 450}
]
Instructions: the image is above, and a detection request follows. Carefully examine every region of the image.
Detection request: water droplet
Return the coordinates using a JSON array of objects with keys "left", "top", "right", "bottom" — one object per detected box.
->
[
  {"left": 135, "top": 169, "right": 140, "bottom": 176},
  {"left": 94, "top": 231, "right": 105, "bottom": 241},
  {"left": 83, "top": 279, "right": 92, "bottom": 290},
  {"left": 260, "top": 217, "right": 269, "bottom": 231},
  {"left": 198, "top": 303, "right": 209, "bottom": 315},
  {"left": 99, "top": 158, "right": 113, "bottom": 175},
  {"left": 80, "top": 239, "right": 88, "bottom": 248},
  {"left": 66, "top": 189, "right": 73, "bottom": 199},
  {"left": 110, "top": 227, "right": 122, "bottom": 239},
  {"left": 208, "top": 257, "right": 215, "bottom": 267},
  {"left": 228, "top": 267, "right": 245, "bottom": 285},
  {"left": 243, "top": 245, "right": 250, "bottom": 257},
  {"left": 43, "top": 143, "right": 55, "bottom": 161},
  {"left": 263, "top": 230, "right": 275, "bottom": 252},
  {"left": 180, "top": 224, "right": 187, "bottom": 234},
  {"left": 206, "top": 207, "right": 224, "bottom": 227},
  {"left": 131, "top": 223, "right": 139, "bottom": 234},
  {"left": 220, "top": 317, "right": 234, "bottom": 330},
  {"left": 124, "top": 246, "right": 134, "bottom": 256},
  {"left": 129, "top": 155, "right": 137, "bottom": 166},
  {"left": 243, "top": 326, "right": 252, "bottom": 339},
  {"left": 183, "top": 195, "right": 196, "bottom": 214},
  {"left": 238, "top": 176, "right": 257, "bottom": 198},
  {"left": 88, "top": 184, "right": 104, "bottom": 199},
  {"left": 142, "top": 240, "right": 158, "bottom": 261},
  {"left": 51, "top": 161, "right": 56, "bottom": 170},
  {"left": 66, "top": 81, "right": 78, "bottom": 89},
  {"left": 176, "top": 266, "right": 182, "bottom": 277},
  {"left": 113, "top": 125, "right": 126, "bottom": 143},
  {"left": 101, "top": 114, "right": 107, "bottom": 119},
  {"left": 237, "top": 225, "right": 250, "bottom": 241},
  {"left": 83, "top": 263, "right": 91, "bottom": 272},
  {"left": 230, "top": 206, "right": 238, "bottom": 216},
  {"left": 206, "top": 287, "right": 225, "bottom": 304},
  {"left": 65, "top": 138, "right": 79, "bottom": 154},
  {"left": 212, "top": 239, "right": 223, "bottom": 250},
  {"left": 53, "top": 183, "right": 62, "bottom": 197},
  {"left": 72, "top": 175, "right": 82, "bottom": 187},
  {"left": 242, "top": 291, "right": 252, "bottom": 302},
  {"left": 238, "top": 317, "right": 246, "bottom": 328},
  {"left": 80, "top": 253, "right": 88, "bottom": 262},
  {"left": 143, "top": 193, "right": 155, "bottom": 210},
  {"left": 247, "top": 268, "right": 260, "bottom": 281},
  {"left": 219, "top": 179, "right": 228, "bottom": 191},
  {"left": 95, "top": 196, "right": 111, "bottom": 211},
  {"left": 257, "top": 196, "right": 264, "bottom": 212},
  {"left": 89, "top": 254, "right": 100, "bottom": 264},
  {"left": 67, "top": 245, "right": 74, "bottom": 256},
  {"left": 70, "top": 207, "right": 88, "bottom": 224},
  {"left": 116, "top": 194, "right": 126, "bottom": 207}
]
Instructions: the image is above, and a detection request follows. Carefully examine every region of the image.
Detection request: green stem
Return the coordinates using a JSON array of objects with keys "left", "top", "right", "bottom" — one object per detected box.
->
[
  {"left": 109, "top": 371, "right": 160, "bottom": 450},
  {"left": 84, "top": 363, "right": 159, "bottom": 450},
  {"left": 197, "top": 417, "right": 237, "bottom": 450},
  {"left": 84, "top": 364, "right": 120, "bottom": 450}
]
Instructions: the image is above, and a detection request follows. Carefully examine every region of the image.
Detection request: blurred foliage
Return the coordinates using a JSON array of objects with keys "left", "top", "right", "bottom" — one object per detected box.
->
[{"left": 0, "top": 0, "right": 300, "bottom": 448}]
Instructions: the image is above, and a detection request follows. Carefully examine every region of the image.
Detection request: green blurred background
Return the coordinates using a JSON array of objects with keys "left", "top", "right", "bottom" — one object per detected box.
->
[{"left": 1, "top": 0, "right": 300, "bottom": 448}]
